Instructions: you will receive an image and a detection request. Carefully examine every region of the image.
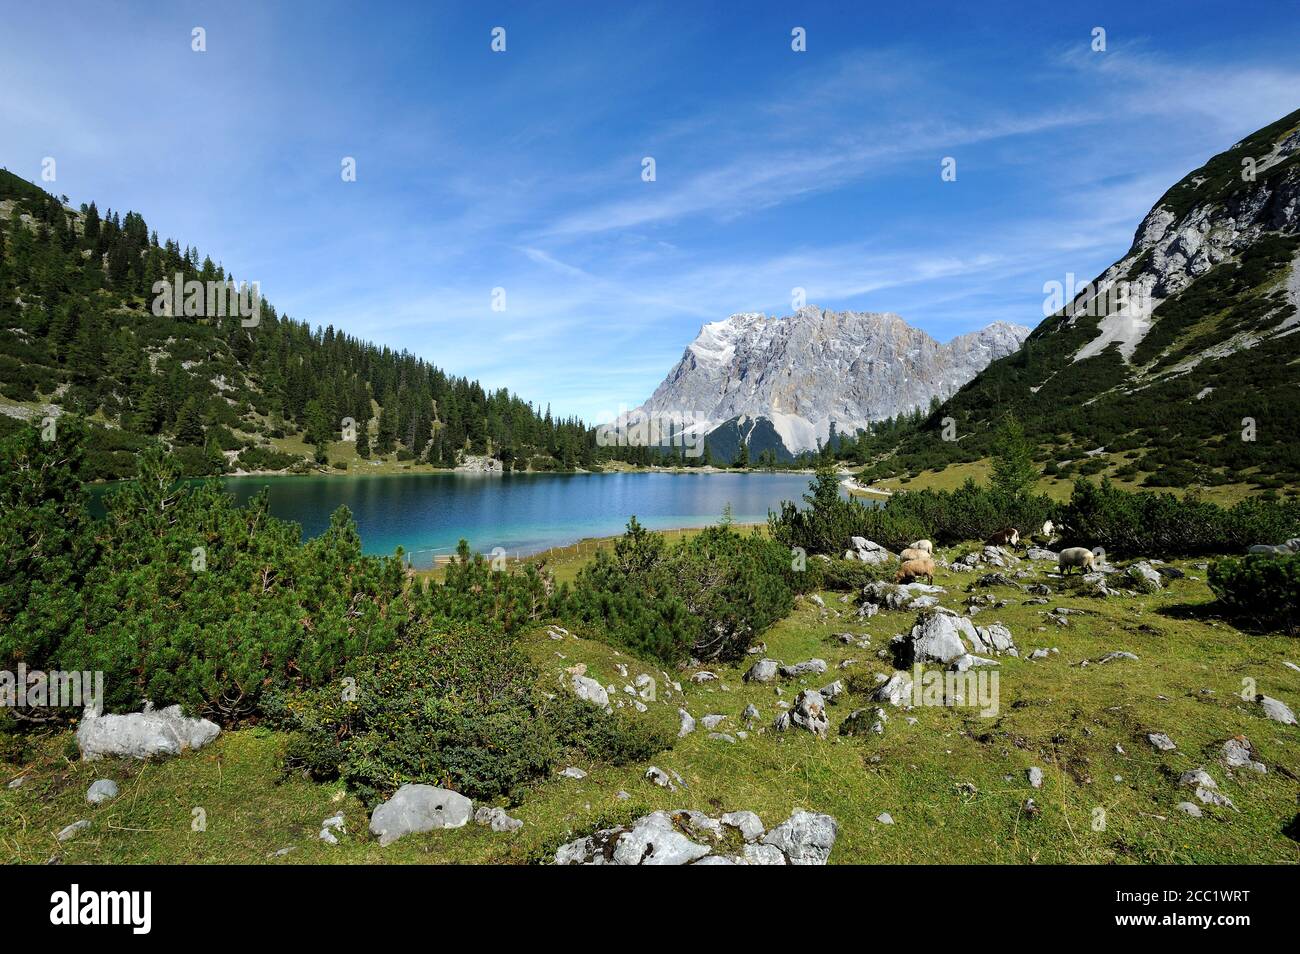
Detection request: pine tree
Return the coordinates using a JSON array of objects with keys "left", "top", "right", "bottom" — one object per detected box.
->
[
  {"left": 376, "top": 392, "right": 397, "bottom": 454},
  {"left": 174, "top": 397, "right": 207, "bottom": 446},
  {"left": 990, "top": 416, "right": 1038, "bottom": 499},
  {"left": 355, "top": 419, "right": 371, "bottom": 458}
]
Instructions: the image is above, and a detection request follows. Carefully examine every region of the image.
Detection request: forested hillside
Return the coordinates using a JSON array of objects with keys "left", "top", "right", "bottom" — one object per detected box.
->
[{"left": 0, "top": 170, "right": 597, "bottom": 479}]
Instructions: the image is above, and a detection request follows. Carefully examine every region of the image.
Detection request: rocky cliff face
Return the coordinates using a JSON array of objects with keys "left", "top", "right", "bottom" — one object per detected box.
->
[
  {"left": 1061, "top": 113, "right": 1300, "bottom": 367},
  {"left": 637, "top": 308, "right": 1030, "bottom": 453},
  {"left": 876, "top": 107, "right": 1300, "bottom": 489}
]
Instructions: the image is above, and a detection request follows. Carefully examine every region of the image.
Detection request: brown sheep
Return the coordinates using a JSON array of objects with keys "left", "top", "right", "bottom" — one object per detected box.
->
[
  {"left": 894, "top": 557, "right": 936, "bottom": 585},
  {"left": 986, "top": 527, "right": 1020, "bottom": 547}
]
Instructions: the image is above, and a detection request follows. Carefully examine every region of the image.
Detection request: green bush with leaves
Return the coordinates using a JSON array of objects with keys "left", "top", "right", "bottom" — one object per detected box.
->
[
  {"left": 1, "top": 421, "right": 410, "bottom": 721},
  {"left": 280, "top": 621, "right": 671, "bottom": 805},
  {"left": 412, "top": 540, "right": 553, "bottom": 634},
  {"left": 1208, "top": 553, "right": 1300, "bottom": 634},
  {"left": 558, "top": 518, "right": 794, "bottom": 665},
  {"left": 768, "top": 464, "right": 1058, "bottom": 555},
  {"left": 1063, "top": 477, "right": 1300, "bottom": 557}
]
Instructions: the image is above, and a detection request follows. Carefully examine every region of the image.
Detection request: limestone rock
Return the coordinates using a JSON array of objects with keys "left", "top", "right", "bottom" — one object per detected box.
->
[{"left": 369, "top": 784, "right": 473, "bottom": 846}]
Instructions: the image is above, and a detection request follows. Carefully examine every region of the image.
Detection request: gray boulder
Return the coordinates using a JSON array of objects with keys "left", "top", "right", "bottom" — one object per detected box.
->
[
  {"left": 1257, "top": 695, "right": 1297, "bottom": 725},
  {"left": 1126, "top": 562, "right": 1163, "bottom": 593},
  {"left": 872, "top": 671, "right": 914, "bottom": 706},
  {"left": 677, "top": 708, "right": 696, "bottom": 738},
  {"left": 1147, "top": 732, "right": 1177, "bottom": 752},
  {"left": 779, "top": 659, "right": 828, "bottom": 679},
  {"left": 761, "top": 810, "right": 839, "bottom": 865},
  {"left": 369, "top": 784, "right": 473, "bottom": 846},
  {"left": 570, "top": 674, "right": 609, "bottom": 707},
  {"left": 721, "top": 810, "right": 765, "bottom": 842},
  {"left": 773, "top": 689, "right": 830, "bottom": 738},
  {"left": 903, "top": 612, "right": 974, "bottom": 665},
  {"left": 1221, "top": 737, "right": 1266, "bottom": 774},
  {"left": 77, "top": 704, "right": 219, "bottom": 761},
  {"left": 743, "top": 659, "right": 780, "bottom": 683}
]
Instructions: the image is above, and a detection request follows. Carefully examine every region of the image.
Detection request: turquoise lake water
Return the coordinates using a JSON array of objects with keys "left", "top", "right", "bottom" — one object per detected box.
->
[{"left": 111, "top": 471, "right": 826, "bottom": 567}]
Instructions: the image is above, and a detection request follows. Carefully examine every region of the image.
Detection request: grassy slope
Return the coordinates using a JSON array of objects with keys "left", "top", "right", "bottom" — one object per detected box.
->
[{"left": 3, "top": 550, "right": 1298, "bottom": 865}]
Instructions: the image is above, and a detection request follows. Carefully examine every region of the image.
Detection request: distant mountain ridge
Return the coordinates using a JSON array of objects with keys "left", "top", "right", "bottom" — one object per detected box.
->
[{"left": 636, "top": 307, "right": 1030, "bottom": 457}]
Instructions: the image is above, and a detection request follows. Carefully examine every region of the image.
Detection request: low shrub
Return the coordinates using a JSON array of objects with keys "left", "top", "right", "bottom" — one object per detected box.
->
[
  {"left": 1208, "top": 553, "right": 1300, "bottom": 634},
  {"left": 558, "top": 518, "right": 794, "bottom": 665},
  {"left": 1063, "top": 478, "right": 1300, "bottom": 557},
  {"left": 768, "top": 464, "right": 1058, "bottom": 555},
  {"left": 280, "top": 621, "right": 671, "bottom": 805}
]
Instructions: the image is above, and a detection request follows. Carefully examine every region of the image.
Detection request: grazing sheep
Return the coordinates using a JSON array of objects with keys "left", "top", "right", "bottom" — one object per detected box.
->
[
  {"left": 986, "top": 527, "right": 1020, "bottom": 547},
  {"left": 1058, "top": 547, "right": 1096, "bottom": 575},
  {"left": 909, "top": 539, "right": 934, "bottom": 554},
  {"left": 899, "top": 547, "right": 928, "bottom": 562},
  {"left": 894, "top": 557, "right": 936, "bottom": 585}
]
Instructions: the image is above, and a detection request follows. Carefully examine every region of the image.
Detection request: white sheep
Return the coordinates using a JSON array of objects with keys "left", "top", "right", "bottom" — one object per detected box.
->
[
  {"left": 1058, "top": 547, "right": 1096, "bottom": 575},
  {"left": 909, "top": 539, "right": 934, "bottom": 554}
]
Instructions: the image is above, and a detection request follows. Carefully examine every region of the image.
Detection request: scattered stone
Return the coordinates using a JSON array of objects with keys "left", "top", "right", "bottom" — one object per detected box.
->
[
  {"left": 267, "top": 846, "right": 297, "bottom": 859},
  {"left": 807, "top": 594, "right": 826, "bottom": 608},
  {"left": 761, "top": 810, "right": 839, "bottom": 865},
  {"left": 876, "top": 812, "right": 894, "bottom": 825},
  {"left": 56, "top": 820, "right": 90, "bottom": 842},
  {"left": 707, "top": 732, "right": 737, "bottom": 743},
  {"left": 903, "top": 612, "right": 973, "bottom": 665},
  {"left": 1178, "top": 768, "right": 1235, "bottom": 810},
  {"left": 1025, "top": 547, "right": 1058, "bottom": 562},
  {"left": 1126, "top": 562, "right": 1163, "bottom": 593},
  {"left": 689, "top": 671, "right": 719, "bottom": 684},
  {"left": 975, "top": 572, "right": 1020, "bottom": 589},
  {"left": 773, "top": 689, "right": 830, "bottom": 738},
  {"left": 1147, "top": 732, "right": 1177, "bottom": 752},
  {"left": 1096, "top": 651, "right": 1139, "bottom": 664},
  {"left": 369, "top": 784, "right": 473, "bottom": 846},
  {"left": 700, "top": 714, "right": 727, "bottom": 730},
  {"left": 677, "top": 708, "right": 696, "bottom": 738},
  {"left": 85, "top": 779, "right": 119, "bottom": 805},
  {"left": 1027, "top": 767, "right": 1044, "bottom": 789},
  {"left": 1257, "top": 695, "right": 1296, "bottom": 726},
  {"left": 720, "top": 811, "right": 764, "bottom": 842},
  {"left": 743, "top": 659, "right": 780, "bottom": 683},
  {"left": 6, "top": 775, "right": 26, "bottom": 790},
  {"left": 1221, "top": 737, "right": 1266, "bottom": 774},
  {"left": 1176, "top": 802, "right": 1203, "bottom": 817},
  {"left": 570, "top": 674, "right": 609, "bottom": 707},
  {"left": 645, "top": 766, "right": 676, "bottom": 791},
  {"left": 872, "top": 671, "right": 914, "bottom": 706},
  {"left": 319, "top": 827, "right": 338, "bottom": 845},
  {"left": 779, "top": 659, "right": 828, "bottom": 678},
  {"left": 474, "top": 806, "right": 524, "bottom": 832},
  {"left": 818, "top": 679, "right": 844, "bottom": 703},
  {"left": 77, "top": 703, "right": 220, "bottom": 761},
  {"left": 559, "top": 766, "right": 588, "bottom": 780},
  {"left": 742, "top": 703, "right": 760, "bottom": 722}
]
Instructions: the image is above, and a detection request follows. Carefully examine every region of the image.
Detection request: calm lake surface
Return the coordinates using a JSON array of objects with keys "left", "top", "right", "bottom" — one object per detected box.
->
[{"left": 114, "top": 471, "right": 825, "bottom": 567}]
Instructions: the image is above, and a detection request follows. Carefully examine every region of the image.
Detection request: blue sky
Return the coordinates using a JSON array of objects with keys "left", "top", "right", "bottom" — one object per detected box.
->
[{"left": 3, "top": 1, "right": 1297, "bottom": 421}]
